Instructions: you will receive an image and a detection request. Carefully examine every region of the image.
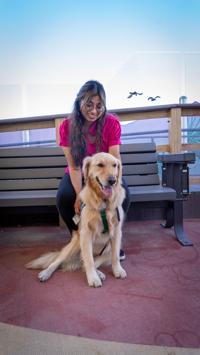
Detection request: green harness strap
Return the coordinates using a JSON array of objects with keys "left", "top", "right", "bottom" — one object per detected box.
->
[
  {"left": 81, "top": 204, "right": 120, "bottom": 235},
  {"left": 81, "top": 204, "right": 109, "bottom": 233},
  {"left": 98, "top": 207, "right": 120, "bottom": 256},
  {"left": 100, "top": 209, "right": 109, "bottom": 234}
]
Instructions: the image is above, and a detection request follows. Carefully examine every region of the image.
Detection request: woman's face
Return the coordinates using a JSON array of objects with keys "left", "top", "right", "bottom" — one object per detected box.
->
[{"left": 80, "top": 95, "right": 105, "bottom": 124}]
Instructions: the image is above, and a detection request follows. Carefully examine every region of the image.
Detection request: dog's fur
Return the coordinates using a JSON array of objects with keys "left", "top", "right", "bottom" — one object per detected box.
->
[{"left": 26, "top": 152, "right": 127, "bottom": 287}]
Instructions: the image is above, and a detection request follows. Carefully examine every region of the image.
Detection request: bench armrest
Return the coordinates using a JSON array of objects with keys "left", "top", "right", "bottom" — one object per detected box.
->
[
  {"left": 158, "top": 152, "right": 196, "bottom": 198},
  {"left": 158, "top": 152, "right": 195, "bottom": 164}
]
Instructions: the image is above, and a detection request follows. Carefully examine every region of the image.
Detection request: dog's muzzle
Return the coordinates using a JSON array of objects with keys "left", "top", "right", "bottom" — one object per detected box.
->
[{"left": 96, "top": 176, "right": 116, "bottom": 198}]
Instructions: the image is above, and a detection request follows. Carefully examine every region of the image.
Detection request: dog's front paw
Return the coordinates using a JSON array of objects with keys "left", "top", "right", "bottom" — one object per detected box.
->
[
  {"left": 113, "top": 265, "right": 127, "bottom": 279},
  {"left": 96, "top": 269, "right": 106, "bottom": 281},
  {"left": 87, "top": 271, "right": 102, "bottom": 287},
  {"left": 38, "top": 269, "right": 52, "bottom": 282}
]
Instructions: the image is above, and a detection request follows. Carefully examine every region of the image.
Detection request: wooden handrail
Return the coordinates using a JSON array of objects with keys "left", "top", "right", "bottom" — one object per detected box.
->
[{"left": 0, "top": 103, "right": 200, "bottom": 155}]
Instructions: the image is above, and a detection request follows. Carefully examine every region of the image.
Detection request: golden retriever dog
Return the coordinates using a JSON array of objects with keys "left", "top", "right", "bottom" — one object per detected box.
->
[{"left": 26, "top": 152, "right": 127, "bottom": 287}]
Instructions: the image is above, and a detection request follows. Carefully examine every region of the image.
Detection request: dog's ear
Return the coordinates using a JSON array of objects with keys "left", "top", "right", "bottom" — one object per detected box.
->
[
  {"left": 82, "top": 156, "right": 92, "bottom": 181},
  {"left": 117, "top": 158, "right": 122, "bottom": 183}
]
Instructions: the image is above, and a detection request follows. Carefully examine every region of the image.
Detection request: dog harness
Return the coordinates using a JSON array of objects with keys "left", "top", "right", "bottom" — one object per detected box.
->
[
  {"left": 98, "top": 207, "right": 120, "bottom": 256},
  {"left": 80, "top": 203, "right": 120, "bottom": 234},
  {"left": 80, "top": 203, "right": 121, "bottom": 256},
  {"left": 100, "top": 209, "right": 109, "bottom": 234}
]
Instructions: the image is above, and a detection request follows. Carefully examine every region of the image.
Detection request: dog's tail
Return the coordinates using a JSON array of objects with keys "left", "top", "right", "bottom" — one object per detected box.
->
[
  {"left": 61, "top": 252, "right": 82, "bottom": 272},
  {"left": 25, "top": 251, "right": 59, "bottom": 270}
]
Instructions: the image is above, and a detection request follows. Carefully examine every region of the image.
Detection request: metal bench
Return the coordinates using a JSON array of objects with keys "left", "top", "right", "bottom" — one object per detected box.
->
[
  {"left": 120, "top": 143, "right": 195, "bottom": 246},
  {"left": 0, "top": 143, "right": 195, "bottom": 246}
]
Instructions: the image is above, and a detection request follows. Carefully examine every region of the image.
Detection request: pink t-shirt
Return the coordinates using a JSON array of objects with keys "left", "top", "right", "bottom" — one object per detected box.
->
[{"left": 59, "top": 113, "right": 121, "bottom": 173}]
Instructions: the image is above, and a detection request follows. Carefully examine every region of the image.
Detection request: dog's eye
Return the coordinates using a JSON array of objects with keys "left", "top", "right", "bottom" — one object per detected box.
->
[
  {"left": 113, "top": 163, "right": 117, "bottom": 167},
  {"left": 97, "top": 163, "right": 104, "bottom": 168}
]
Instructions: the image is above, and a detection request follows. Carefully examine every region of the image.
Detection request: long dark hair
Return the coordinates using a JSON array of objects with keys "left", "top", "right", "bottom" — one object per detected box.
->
[{"left": 69, "top": 80, "right": 107, "bottom": 166}]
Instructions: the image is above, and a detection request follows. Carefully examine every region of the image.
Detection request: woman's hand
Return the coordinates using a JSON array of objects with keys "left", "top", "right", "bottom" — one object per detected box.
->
[{"left": 74, "top": 196, "right": 81, "bottom": 215}]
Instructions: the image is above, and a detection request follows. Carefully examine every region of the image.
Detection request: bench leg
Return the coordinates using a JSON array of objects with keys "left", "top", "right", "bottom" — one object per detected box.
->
[
  {"left": 173, "top": 200, "right": 193, "bottom": 246},
  {"left": 161, "top": 202, "right": 174, "bottom": 228}
]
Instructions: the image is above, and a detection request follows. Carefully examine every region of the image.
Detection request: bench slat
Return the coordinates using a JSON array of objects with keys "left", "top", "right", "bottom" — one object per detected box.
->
[
  {"left": 0, "top": 156, "right": 66, "bottom": 168},
  {"left": 124, "top": 174, "right": 160, "bottom": 186},
  {"left": 122, "top": 163, "right": 158, "bottom": 175},
  {"left": 0, "top": 146, "right": 63, "bottom": 157},
  {"left": 121, "top": 152, "right": 157, "bottom": 164},
  {"left": 0, "top": 167, "right": 65, "bottom": 179},
  {"left": 128, "top": 185, "right": 176, "bottom": 202},
  {"left": 120, "top": 142, "right": 156, "bottom": 153},
  {"left": 0, "top": 179, "right": 60, "bottom": 191},
  {"left": 0, "top": 190, "right": 57, "bottom": 206}
]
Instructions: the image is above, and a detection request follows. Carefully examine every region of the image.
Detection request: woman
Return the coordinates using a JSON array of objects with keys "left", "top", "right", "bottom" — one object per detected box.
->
[{"left": 56, "top": 80, "right": 130, "bottom": 260}]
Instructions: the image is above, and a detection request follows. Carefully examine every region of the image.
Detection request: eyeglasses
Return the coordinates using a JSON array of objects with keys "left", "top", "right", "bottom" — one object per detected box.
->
[{"left": 84, "top": 102, "right": 105, "bottom": 113}]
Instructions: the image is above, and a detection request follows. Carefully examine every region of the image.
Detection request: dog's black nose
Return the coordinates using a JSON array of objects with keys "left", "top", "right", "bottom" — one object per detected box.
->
[{"left": 108, "top": 176, "right": 116, "bottom": 186}]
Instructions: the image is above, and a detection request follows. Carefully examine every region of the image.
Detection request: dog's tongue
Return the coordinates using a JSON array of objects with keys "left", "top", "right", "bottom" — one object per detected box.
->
[{"left": 102, "top": 186, "right": 112, "bottom": 198}]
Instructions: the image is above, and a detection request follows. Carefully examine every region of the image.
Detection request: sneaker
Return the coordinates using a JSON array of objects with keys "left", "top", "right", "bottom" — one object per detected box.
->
[{"left": 120, "top": 249, "right": 126, "bottom": 261}]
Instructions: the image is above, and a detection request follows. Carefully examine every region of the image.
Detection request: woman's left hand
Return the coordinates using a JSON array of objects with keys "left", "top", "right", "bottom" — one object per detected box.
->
[{"left": 74, "top": 196, "right": 81, "bottom": 215}]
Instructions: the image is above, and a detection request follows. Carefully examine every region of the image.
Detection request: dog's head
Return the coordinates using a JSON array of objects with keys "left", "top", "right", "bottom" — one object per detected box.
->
[{"left": 82, "top": 152, "right": 122, "bottom": 199}]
